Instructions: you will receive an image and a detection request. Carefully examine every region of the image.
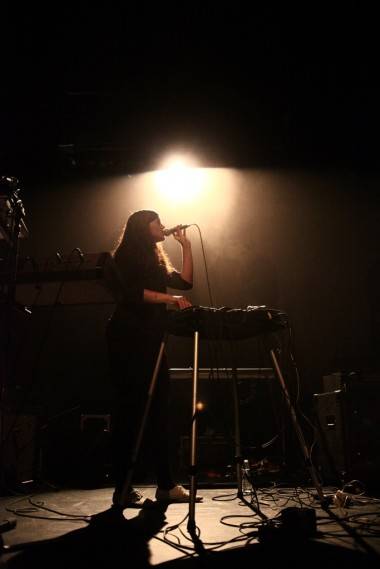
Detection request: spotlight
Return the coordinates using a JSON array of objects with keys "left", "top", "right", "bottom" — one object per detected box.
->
[{"left": 154, "top": 153, "right": 206, "bottom": 204}]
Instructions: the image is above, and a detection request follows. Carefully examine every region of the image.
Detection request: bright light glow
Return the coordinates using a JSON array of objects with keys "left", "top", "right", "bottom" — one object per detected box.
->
[
  {"left": 154, "top": 154, "right": 206, "bottom": 204},
  {"left": 160, "top": 154, "right": 197, "bottom": 170},
  {"left": 110, "top": 168, "right": 240, "bottom": 272}
]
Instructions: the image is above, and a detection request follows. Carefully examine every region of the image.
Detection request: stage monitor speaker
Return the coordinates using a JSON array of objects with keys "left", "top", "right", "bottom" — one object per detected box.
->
[
  {"left": 77, "top": 414, "right": 112, "bottom": 487},
  {"left": 42, "top": 411, "right": 111, "bottom": 487},
  {"left": 314, "top": 377, "right": 380, "bottom": 487},
  {"left": 313, "top": 390, "right": 348, "bottom": 483},
  {"left": 1, "top": 414, "right": 37, "bottom": 487}
]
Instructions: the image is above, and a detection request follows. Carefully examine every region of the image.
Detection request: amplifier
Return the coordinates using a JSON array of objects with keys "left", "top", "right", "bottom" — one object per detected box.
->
[
  {"left": 178, "top": 435, "right": 234, "bottom": 481},
  {"left": 1, "top": 414, "right": 37, "bottom": 485},
  {"left": 42, "top": 412, "right": 112, "bottom": 487},
  {"left": 168, "top": 367, "right": 284, "bottom": 480},
  {"left": 313, "top": 390, "right": 348, "bottom": 482},
  {"left": 314, "top": 379, "right": 380, "bottom": 486}
]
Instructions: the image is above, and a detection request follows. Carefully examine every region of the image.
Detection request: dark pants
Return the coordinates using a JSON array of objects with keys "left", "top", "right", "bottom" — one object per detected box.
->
[{"left": 106, "top": 327, "right": 174, "bottom": 493}]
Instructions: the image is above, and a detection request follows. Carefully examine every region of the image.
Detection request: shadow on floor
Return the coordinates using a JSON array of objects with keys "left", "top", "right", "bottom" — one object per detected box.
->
[
  {"left": 157, "top": 540, "right": 380, "bottom": 569},
  {"left": 2, "top": 499, "right": 168, "bottom": 568},
  {"left": 2, "top": 499, "right": 380, "bottom": 569}
]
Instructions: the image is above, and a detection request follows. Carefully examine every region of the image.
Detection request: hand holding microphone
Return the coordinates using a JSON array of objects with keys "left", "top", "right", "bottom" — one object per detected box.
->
[
  {"left": 164, "top": 224, "right": 192, "bottom": 248},
  {"left": 163, "top": 224, "right": 191, "bottom": 236}
]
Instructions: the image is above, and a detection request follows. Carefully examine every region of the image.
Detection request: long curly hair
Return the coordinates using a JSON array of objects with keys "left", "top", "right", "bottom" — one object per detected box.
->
[{"left": 113, "top": 210, "right": 173, "bottom": 273}]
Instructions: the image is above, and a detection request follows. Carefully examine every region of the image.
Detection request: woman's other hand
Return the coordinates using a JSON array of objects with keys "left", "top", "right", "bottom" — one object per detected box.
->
[{"left": 171, "top": 295, "right": 192, "bottom": 309}]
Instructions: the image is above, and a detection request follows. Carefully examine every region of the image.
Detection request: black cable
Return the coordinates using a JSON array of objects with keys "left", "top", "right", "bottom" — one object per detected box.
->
[
  {"left": 192, "top": 224, "right": 214, "bottom": 308},
  {"left": 26, "top": 496, "right": 89, "bottom": 519},
  {"left": 5, "top": 497, "right": 89, "bottom": 522}
]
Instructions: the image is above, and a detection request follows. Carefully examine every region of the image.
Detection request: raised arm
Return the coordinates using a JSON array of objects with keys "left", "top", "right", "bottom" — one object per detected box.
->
[{"left": 172, "top": 226, "right": 193, "bottom": 285}]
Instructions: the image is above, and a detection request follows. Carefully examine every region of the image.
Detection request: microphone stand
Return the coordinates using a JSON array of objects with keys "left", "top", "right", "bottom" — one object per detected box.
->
[
  {"left": 230, "top": 363, "right": 268, "bottom": 521},
  {"left": 0, "top": 177, "right": 27, "bottom": 502}
]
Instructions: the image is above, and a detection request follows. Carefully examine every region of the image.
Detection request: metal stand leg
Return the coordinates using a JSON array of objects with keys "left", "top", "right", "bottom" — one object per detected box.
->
[
  {"left": 231, "top": 367, "right": 243, "bottom": 497},
  {"left": 187, "top": 331, "right": 200, "bottom": 533},
  {"left": 116, "top": 337, "right": 167, "bottom": 508},
  {"left": 269, "top": 347, "right": 327, "bottom": 504}
]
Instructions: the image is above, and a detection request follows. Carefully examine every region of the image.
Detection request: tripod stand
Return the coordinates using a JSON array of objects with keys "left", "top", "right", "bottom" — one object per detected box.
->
[
  {"left": 116, "top": 306, "right": 327, "bottom": 533},
  {"left": 177, "top": 308, "right": 327, "bottom": 528},
  {"left": 0, "top": 177, "right": 29, "bottom": 494}
]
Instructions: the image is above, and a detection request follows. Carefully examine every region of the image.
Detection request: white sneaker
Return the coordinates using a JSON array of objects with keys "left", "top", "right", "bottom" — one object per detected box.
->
[
  {"left": 155, "top": 485, "right": 203, "bottom": 503},
  {"left": 112, "top": 488, "right": 144, "bottom": 508}
]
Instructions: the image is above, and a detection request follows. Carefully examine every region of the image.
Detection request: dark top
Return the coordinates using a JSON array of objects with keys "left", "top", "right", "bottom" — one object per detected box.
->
[{"left": 107, "top": 255, "right": 192, "bottom": 338}]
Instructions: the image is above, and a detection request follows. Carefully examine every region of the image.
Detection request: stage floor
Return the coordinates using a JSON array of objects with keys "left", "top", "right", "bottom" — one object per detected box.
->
[{"left": 1, "top": 483, "right": 380, "bottom": 567}]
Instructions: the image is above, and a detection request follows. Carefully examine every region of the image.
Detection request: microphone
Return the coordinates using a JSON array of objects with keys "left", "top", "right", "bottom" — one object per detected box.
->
[{"left": 163, "top": 224, "right": 191, "bottom": 236}]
